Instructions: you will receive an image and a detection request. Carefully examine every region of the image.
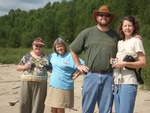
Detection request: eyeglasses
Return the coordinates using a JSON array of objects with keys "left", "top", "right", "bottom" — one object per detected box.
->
[
  {"left": 35, "top": 44, "right": 43, "bottom": 48},
  {"left": 98, "top": 13, "right": 111, "bottom": 17}
]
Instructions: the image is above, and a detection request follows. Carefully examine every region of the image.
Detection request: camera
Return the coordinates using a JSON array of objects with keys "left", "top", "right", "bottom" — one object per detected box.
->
[
  {"left": 123, "top": 55, "right": 144, "bottom": 84},
  {"left": 123, "top": 55, "right": 136, "bottom": 70},
  {"left": 30, "top": 63, "right": 35, "bottom": 68},
  {"left": 112, "top": 59, "right": 117, "bottom": 65}
]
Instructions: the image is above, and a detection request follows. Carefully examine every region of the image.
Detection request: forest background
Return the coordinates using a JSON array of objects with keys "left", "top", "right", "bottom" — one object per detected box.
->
[{"left": 0, "top": 0, "right": 150, "bottom": 89}]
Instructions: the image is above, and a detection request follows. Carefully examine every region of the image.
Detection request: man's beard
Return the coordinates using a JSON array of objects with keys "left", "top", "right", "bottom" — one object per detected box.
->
[{"left": 98, "top": 21, "right": 109, "bottom": 27}]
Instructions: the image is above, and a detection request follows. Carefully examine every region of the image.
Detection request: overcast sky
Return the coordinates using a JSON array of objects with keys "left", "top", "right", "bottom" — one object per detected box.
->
[{"left": 0, "top": 0, "right": 63, "bottom": 17}]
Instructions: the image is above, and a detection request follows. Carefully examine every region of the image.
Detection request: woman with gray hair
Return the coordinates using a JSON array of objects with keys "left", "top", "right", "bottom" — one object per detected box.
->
[{"left": 45, "top": 38, "right": 84, "bottom": 113}]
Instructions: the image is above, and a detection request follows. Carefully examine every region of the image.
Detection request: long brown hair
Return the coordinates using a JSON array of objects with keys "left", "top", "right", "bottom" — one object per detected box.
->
[{"left": 118, "top": 15, "right": 140, "bottom": 40}]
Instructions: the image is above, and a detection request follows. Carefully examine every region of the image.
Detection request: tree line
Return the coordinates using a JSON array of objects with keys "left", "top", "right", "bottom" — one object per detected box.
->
[{"left": 0, "top": 0, "right": 149, "bottom": 48}]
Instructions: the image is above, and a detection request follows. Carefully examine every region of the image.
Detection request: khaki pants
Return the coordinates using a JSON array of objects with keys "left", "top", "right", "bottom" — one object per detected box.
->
[{"left": 19, "top": 81, "right": 47, "bottom": 113}]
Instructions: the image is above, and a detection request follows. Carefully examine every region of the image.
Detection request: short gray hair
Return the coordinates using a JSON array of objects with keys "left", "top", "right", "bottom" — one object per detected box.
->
[{"left": 53, "top": 37, "right": 67, "bottom": 53}]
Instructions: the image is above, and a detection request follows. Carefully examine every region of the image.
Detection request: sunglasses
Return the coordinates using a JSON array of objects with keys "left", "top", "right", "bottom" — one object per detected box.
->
[
  {"left": 35, "top": 44, "right": 43, "bottom": 48},
  {"left": 98, "top": 13, "right": 111, "bottom": 17}
]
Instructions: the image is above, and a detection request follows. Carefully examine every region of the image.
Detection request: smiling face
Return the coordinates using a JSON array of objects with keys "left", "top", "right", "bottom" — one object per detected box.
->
[
  {"left": 32, "top": 43, "right": 43, "bottom": 55},
  {"left": 32, "top": 37, "right": 45, "bottom": 56},
  {"left": 96, "top": 13, "right": 111, "bottom": 27},
  {"left": 118, "top": 16, "right": 139, "bottom": 40},
  {"left": 122, "top": 20, "right": 134, "bottom": 39},
  {"left": 55, "top": 44, "right": 66, "bottom": 56}
]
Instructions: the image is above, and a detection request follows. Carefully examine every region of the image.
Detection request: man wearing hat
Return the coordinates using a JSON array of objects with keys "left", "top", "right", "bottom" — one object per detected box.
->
[{"left": 70, "top": 5, "right": 119, "bottom": 113}]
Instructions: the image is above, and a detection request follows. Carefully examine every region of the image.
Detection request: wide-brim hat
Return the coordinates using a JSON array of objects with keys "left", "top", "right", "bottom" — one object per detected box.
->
[{"left": 93, "top": 5, "right": 115, "bottom": 24}]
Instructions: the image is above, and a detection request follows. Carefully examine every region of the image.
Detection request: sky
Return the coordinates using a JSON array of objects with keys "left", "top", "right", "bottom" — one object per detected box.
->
[{"left": 0, "top": 0, "right": 63, "bottom": 17}]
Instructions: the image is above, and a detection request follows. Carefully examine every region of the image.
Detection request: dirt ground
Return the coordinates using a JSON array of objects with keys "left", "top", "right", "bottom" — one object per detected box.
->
[{"left": 0, "top": 64, "right": 150, "bottom": 113}]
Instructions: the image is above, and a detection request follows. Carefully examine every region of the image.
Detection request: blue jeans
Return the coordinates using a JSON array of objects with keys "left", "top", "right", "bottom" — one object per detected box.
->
[
  {"left": 82, "top": 72, "right": 113, "bottom": 113},
  {"left": 114, "top": 84, "right": 137, "bottom": 113}
]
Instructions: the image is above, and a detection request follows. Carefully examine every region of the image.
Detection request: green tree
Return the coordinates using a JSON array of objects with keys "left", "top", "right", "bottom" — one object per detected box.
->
[{"left": 8, "top": 28, "right": 21, "bottom": 47}]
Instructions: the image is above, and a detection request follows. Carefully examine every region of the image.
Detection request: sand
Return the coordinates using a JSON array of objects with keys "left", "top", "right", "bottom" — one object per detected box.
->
[{"left": 0, "top": 64, "right": 150, "bottom": 113}]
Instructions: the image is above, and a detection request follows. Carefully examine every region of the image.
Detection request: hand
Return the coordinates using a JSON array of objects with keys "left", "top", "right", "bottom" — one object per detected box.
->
[
  {"left": 110, "top": 58, "right": 118, "bottom": 65},
  {"left": 72, "top": 70, "right": 82, "bottom": 80},
  {"left": 24, "top": 62, "right": 32, "bottom": 70},
  {"left": 112, "top": 61, "right": 126, "bottom": 69},
  {"left": 77, "top": 64, "right": 89, "bottom": 74},
  {"left": 134, "top": 34, "right": 142, "bottom": 40}
]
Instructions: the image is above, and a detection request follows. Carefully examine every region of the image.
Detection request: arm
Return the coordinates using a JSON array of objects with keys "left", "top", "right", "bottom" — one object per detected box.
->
[
  {"left": 16, "top": 63, "right": 32, "bottom": 71},
  {"left": 72, "top": 70, "right": 83, "bottom": 80},
  {"left": 112, "top": 52, "right": 146, "bottom": 69},
  {"left": 123, "top": 52, "right": 146, "bottom": 68},
  {"left": 70, "top": 49, "right": 89, "bottom": 73}
]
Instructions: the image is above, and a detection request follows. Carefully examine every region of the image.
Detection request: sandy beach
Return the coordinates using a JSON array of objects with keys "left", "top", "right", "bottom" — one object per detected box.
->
[{"left": 0, "top": 64, "right": 150, "bottom": 113}]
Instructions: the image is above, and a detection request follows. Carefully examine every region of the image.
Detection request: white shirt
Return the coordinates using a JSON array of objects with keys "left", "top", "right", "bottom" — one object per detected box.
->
[{"left": 113, "top": 37, "right": 145, "bottom": 84}]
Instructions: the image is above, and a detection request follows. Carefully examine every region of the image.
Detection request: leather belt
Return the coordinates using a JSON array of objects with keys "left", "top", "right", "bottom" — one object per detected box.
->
[{"left": 91, "top": 70, "right": 110, "bottom": 74}]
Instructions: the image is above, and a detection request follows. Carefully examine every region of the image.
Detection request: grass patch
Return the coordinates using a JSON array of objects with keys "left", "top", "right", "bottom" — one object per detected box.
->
[{"left": 0, "top": 48, "right": 52, "bottom": 64}]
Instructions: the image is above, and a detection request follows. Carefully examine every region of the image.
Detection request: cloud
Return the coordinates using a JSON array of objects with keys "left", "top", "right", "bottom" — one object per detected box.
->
[{"left": 0, "top": 0, "right": 62, "bottom": 16}]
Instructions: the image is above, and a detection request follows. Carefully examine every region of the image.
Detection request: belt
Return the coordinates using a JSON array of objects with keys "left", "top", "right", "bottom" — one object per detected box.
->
[{"left": 91, "top": 70, "right": 112, "bottom": 74}]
